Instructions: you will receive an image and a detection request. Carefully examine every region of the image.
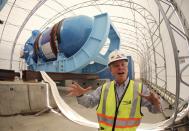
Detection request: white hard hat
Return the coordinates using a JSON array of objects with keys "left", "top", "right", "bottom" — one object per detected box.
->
[{"left": 108, "top": 50, "right": 128, "bottom": 65}]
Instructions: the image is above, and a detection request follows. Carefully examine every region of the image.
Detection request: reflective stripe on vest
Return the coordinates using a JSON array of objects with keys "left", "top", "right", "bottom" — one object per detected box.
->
[
  {"left": 97, "top": 113, "right": 141, "bottom": 128},
  {"left": 97, "top": 80, "right": 142, "bottom": 130}
]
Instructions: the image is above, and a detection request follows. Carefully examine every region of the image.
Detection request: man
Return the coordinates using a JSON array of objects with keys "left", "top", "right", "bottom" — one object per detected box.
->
[{"left": 67, "top": 50, "right": 162, "bottom": 131}]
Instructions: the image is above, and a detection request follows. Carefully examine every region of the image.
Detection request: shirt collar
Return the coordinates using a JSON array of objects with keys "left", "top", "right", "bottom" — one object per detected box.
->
[{"left": 114, "top": 77, "right": 130, "bottom": 89}]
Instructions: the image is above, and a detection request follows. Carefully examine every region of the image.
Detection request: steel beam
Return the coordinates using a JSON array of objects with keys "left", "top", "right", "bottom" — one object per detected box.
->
[{"left": 22, "top": 70, "right": 99, "bottom": 81}]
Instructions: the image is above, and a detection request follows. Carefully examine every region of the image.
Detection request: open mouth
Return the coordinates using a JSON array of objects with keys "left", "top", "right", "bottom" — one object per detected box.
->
[{"left": 118, "top": 72, "right": 125, "bottom": 75}]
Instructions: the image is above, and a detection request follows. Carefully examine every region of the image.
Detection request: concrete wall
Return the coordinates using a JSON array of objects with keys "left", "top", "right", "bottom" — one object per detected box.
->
[{"left": 0, "top": 81, "right": 56, "bottom": 115}]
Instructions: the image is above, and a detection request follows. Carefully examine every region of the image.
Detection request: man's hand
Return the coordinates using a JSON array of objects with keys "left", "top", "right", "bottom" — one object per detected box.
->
[
  {"left": 67, "top": 82, "right": 92, "bottom": 97},
  {"left": 138, "top": 91, "right": 161, "bottom": 112}
]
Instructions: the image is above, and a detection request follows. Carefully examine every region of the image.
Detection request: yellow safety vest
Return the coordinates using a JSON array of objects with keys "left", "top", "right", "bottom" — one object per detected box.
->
[{"left": 96, "top": 80, "right": 142, "bottom": 131}]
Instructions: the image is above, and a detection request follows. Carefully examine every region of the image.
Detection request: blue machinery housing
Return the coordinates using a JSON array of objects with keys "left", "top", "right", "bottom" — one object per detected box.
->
[
  {"left": 0, "top": 0, "right": 7, "bottom": 11},
  {"left": 23, "top": 13, "right": 134, "bottom": 79}
]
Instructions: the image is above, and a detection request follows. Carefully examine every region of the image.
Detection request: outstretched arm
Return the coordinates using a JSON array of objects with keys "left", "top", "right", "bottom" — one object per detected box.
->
[
  {"left": 139, "top": 91, "right": 162, "bottom": 112},
  {"left": 67, "top": 81, "right": 101, "bottom": 108},
  {"left": 140, "top": 85, "right": 162, "bottom": 113},
  {"left": 67, "top": 82, "right": 92, "bottom": 97}
]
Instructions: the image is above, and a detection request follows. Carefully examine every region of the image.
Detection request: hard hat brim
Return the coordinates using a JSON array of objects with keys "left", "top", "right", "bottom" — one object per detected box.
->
[{"left": 108, "top": 58, "right": 128, "bottom": 65}]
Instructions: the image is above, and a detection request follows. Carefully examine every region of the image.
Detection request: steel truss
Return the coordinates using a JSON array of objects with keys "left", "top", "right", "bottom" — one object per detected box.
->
[{"left": 154, "top": 0, "right": 189, "bottom": 126}]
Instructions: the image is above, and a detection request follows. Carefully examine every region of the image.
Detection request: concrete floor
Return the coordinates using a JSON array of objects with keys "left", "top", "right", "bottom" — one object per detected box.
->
[{"left": 0, "top": 89, "right": 173, "bottom": 131}]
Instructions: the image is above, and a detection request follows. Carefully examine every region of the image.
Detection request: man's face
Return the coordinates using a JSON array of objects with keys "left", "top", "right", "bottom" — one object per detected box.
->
[{"left": 109, "top": 59, "right": 128, "bottom": 82}]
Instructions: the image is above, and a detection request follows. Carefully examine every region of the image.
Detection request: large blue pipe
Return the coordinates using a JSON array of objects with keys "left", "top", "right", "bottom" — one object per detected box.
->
[
  {"left": 59, "top": 16, "right": 93, "bottom": 57},
  {"left": 24, "top": 15, "right": 93, "bottom": 63},
  {"left": 23, "top": 13, "right": 120, "bottom": 73}
]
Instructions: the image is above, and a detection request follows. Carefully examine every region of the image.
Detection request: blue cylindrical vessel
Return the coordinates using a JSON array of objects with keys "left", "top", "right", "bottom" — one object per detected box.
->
[
  {"left": 28, "top": 15, "right": 93, "bottom": 62},
  {"left": 59, "top": 15, "right": 93, "bottom": 57},
  {"left": 23, "top": 13, "right": 121, "bottom": 73}
]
